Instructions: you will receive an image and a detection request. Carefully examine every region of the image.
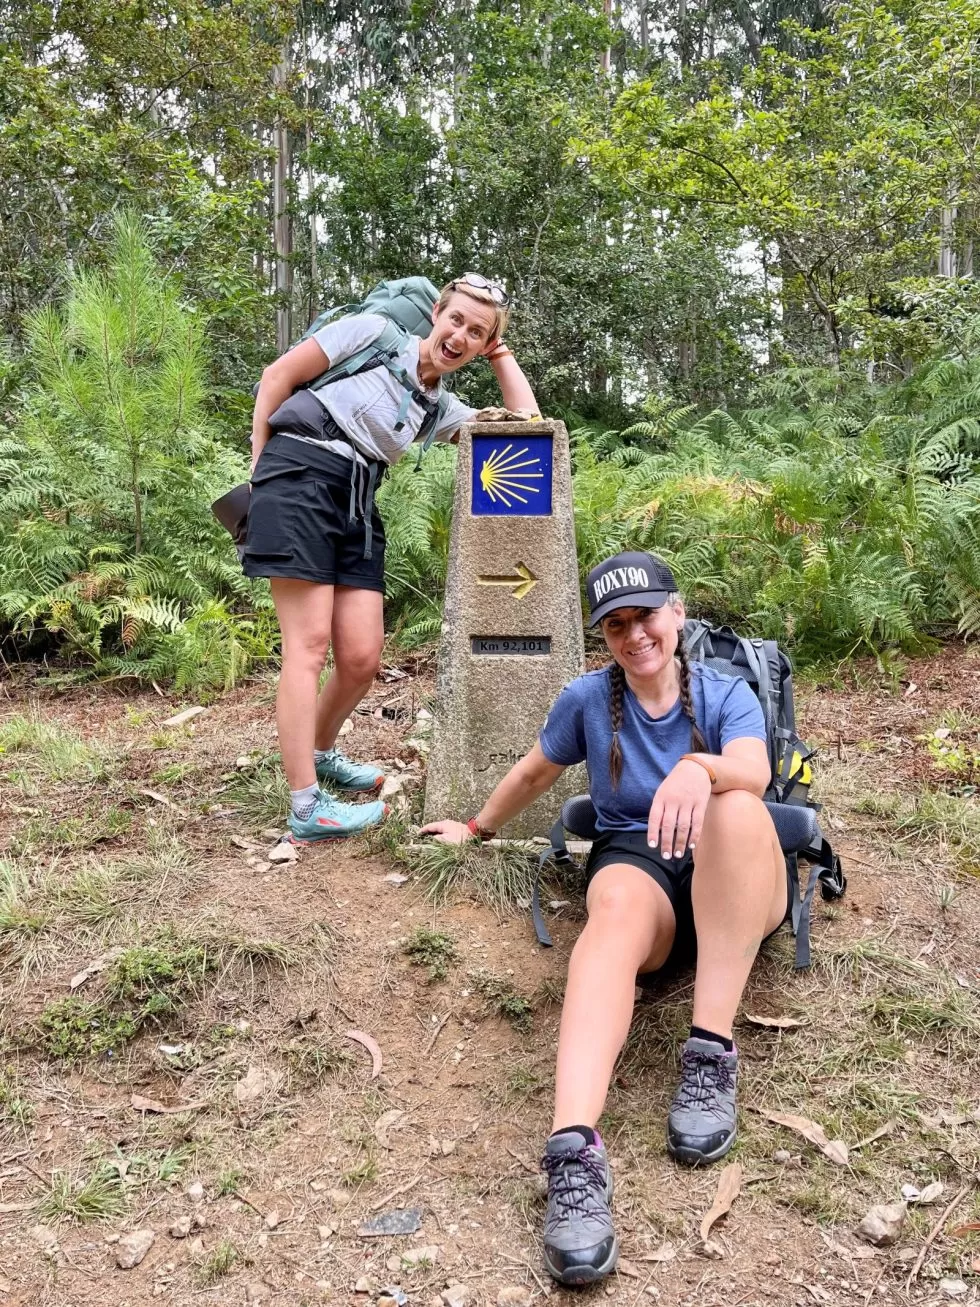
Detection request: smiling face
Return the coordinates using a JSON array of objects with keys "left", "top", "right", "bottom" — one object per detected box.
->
[
  {"left": 600, "top": 601, "right": 686, "bottom": 682},
  {"left": 422, "top": 290, "right": 499, "bottom": 376}
]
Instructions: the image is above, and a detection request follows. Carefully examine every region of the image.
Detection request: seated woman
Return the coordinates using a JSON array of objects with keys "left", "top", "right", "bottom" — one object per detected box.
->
[{"left": 421, "top": 550, "right": 790, "bottom": 1288}]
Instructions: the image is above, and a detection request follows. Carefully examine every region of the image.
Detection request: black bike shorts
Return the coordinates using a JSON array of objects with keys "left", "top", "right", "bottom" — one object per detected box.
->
[
  {"left": 242, "top": 437, "right": 385, "bottom": 591},
  {"left": 585, "top": 829, "right": 791, "bottom": 978}
]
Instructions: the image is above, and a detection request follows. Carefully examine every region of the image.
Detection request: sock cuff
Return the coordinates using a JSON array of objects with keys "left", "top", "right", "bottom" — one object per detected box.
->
[{"left": 690, "top": 1025, "right": 734, "bottom": 1053}]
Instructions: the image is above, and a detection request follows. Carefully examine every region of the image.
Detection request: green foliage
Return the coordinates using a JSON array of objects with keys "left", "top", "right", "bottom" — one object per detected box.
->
[
  {"left": 0, "top": 213, "right": 276, "bottom": 689},
  {"left": 402, "top": 926, "right": 460, "bottom": 982},
  {"left": 37, "top": 1163, "right": 127, "bottom": 1223},
  {"left": 566, "top": 348, "right": 980, "bottom": 662}
]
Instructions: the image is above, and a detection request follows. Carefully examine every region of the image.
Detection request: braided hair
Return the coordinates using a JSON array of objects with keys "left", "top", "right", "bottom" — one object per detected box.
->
[{"left": 606, "top": 597, "right": 706, "bottom": 789}]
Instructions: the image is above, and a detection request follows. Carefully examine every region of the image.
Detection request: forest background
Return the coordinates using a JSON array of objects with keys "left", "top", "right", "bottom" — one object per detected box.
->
[{"left": 3, "top": 0, "right": 980, "bottom": 690}]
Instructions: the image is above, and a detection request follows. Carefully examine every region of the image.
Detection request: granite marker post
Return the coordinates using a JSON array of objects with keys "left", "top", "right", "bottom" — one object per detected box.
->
[{"left": 424, "top": 419, "right": 585, "bottom": 838}]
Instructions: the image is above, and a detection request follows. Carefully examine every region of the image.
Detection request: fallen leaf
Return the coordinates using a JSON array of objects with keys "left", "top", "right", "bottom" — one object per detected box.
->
[
  {"left": 818, "top": 1232, "right": 878, "bottom": 1260},
  {"left": 69, "top": 946, "right": 125, "bottom": 991},
  {"left": 852, "top": 1119, "right": 896, "bottom": 1150},
  {"left": 760, "top": 1110, "right": 849, "bottom": 1165},
  {"left": 917, "top": 1180, "right": 945, "bottom": 1205},
  {"left": 615, "top": 1257, "right": 641, "bottom": 1279},
  {"left": 744, "top": 1014, "right": 803, "bottom": 1030},
  {"left": 920, "top": 1110, "right": 974, "bottom": 1128},
  {"left": 345, "top": 1029, "right": 383, "bottom": 1078},
  {"left": 639, "top": 1242, "right": 676, "bottom": 1263},
  {"left": 131, "top": 1094, "right": 208, "bottom": 1115},
  {"left": 373, "top": 1109, "right": 406, "bottom": 1150},
  {"left": 950, "top": 1222, "right": 980, "bottom": 1237},
  {"left": 699, "top": 1238, "right": 725, "bottom": 1260},
  {"left": 234, "top": 1065, "right": 282, "bottom": 1108},
  {"left": 162, "top": 706, "right": 205, "bottom": 727},
  {"left": 971, "top": 1256, "right": 980, "bottom": 1274},
  {"left": 700, "top": 1161, "right": 742, "bottom": 1245},
  {"left": 139, "top": 788, "right": 174, "bottom": 807}
]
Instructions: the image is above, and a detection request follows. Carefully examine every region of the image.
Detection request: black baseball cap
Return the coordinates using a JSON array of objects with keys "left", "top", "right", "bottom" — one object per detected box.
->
[{"left": 586, "top": 551, "right": 678, "bottom": 627}]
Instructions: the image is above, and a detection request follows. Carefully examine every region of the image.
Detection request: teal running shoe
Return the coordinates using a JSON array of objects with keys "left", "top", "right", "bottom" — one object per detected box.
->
[
  {"left": 288, "top": 791, "right": 388, "bottom": 844},
  {"left": 315, "top": 748, "right": 385, "bottom": 792}
]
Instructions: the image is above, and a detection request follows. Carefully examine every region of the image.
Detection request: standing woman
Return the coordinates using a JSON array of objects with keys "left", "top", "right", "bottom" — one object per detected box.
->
[
  {"left": 247, "top": 276, "right": 538, "bottom": 843},
  {"left": 422, "top": 551, "right": 790, "bottom": 1287}
]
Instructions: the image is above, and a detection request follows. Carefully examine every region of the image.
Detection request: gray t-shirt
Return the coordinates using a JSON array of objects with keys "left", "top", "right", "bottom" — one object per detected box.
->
[{"left": 273, "top": 314, "right": 477, "bottom": 466}]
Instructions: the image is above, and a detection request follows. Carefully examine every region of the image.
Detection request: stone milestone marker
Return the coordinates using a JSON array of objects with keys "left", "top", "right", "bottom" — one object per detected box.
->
[{"left": 423, "top": 419, "right": 585, "bottom": 838}]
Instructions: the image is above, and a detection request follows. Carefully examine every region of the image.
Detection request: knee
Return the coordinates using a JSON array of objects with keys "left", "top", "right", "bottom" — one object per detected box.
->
[
  {"left": 335, "top": 646, "right": 382, "bottom": 685},
  {"left": 282, "top": 627, "right": 331, "bottom": 669},
  {"left": 588, "top": 880, "right": 648, "bottom": 927},
  {"left": 703, "top": 788, "right": 767, "bottom": 832}
]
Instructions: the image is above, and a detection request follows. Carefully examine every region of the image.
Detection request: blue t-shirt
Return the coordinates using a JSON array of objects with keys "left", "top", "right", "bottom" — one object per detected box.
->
[{"left": 538, "top": 663, "right": 767, "bottom": 833}]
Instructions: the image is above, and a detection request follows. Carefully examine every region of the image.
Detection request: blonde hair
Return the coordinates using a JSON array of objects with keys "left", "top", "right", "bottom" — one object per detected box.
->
[{"left": 437, "top": 279, "right": 510, "bottom": 340}]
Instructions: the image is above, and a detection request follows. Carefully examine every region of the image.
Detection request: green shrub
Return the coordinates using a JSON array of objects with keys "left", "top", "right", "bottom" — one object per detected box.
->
[{"left": 0, "top": 211, "right": 275, "bottom": 689}]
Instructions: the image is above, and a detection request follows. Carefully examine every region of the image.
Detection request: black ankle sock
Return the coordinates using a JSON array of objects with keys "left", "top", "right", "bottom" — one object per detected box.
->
[
  {"left": 552, "top": 1124, "right": 596, "bottom": 1146},
  {"left": 690, "top": 1025, "right": 734, "bottom": 1053}
]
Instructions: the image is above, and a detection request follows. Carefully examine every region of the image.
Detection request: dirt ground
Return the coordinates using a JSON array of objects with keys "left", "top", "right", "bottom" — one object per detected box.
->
[{"left": 0, "top": 646, "right": 978, "bottom": 1307}]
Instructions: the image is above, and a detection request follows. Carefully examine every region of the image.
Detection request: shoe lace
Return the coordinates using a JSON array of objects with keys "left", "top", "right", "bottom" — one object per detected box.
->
[
  {"left": 542, "top": 1147, "right": 608, "bottom": 1225},
  {"left": 673, "top": 1049, "right": 734, "bottom": 1118}
]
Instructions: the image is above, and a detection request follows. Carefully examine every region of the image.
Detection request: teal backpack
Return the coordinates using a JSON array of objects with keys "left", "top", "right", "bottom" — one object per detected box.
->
[{"left": 294, "top": 276, "right": 453, "bottom": 456}]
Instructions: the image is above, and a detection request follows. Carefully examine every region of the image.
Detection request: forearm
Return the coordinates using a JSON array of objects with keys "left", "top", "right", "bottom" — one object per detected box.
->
[
  {"left": 475, "top": 748, "right": 563, "bottom": 831},
  {"left": 489, "top": 352, "right": 539, "bottom": 413},
  {"left": 683, "top": 752, "right": 769, "bottom": 798},
  {"left": 250, "top": 375, "right": 291, "bottom": 472}
]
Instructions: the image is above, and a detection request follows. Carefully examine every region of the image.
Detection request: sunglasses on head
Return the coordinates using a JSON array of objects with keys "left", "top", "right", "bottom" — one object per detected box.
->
[{"left": 452, "top": 272, "right": 510, "bottom": 307}]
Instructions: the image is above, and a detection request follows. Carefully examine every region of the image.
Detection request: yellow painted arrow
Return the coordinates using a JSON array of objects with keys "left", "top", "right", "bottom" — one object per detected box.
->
[{"left": 476, "top": 562, "right": 538, "bottom": 600}]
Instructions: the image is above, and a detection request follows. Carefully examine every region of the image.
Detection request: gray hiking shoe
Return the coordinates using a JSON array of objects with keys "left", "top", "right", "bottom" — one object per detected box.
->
[
  {"left": 541, "top": 1129, "right": 618, "bottom": 1286},
  {"left": 666, "top": 1037, "right": 739, "bottom": 1166}
]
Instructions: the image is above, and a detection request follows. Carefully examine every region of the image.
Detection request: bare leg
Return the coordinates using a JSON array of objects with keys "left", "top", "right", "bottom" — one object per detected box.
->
[
  {"left": 552, "top": 865, "right": 676, "bottom": 1131},
  {"left": 690, "top": 790, "right": 787, "bottom": 1039},
  {"left": 270, "top": 578, "right": 333, "bottom": 790},
  {"left": 314, "top": 587, "right": 385, "bottom": 751}
]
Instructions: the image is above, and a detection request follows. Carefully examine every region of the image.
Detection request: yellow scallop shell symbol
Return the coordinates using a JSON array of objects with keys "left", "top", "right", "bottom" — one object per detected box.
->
[{"left": 479, "top": 444, "right": 544, "bottom": 508}]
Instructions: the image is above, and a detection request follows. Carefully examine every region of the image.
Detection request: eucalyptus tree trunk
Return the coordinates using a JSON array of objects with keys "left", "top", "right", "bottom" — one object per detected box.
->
[
  {"left": 939, "top": 195, "right": 957, "bottom": 277},
  {"left": 273, "top": 44, "right": 292, "bottom": 353}
]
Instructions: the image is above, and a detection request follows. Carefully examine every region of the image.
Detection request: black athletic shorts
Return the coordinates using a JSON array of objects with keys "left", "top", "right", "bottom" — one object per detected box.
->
[
  {"left": 242, "top": 436, "right": 386, "bottom": 590},
  {"left": 585, "top": 830, "right": 792, "bottom": 979}
]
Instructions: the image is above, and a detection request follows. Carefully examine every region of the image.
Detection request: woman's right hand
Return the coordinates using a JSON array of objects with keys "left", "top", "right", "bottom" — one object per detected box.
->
[{"left": 419, "top": 819, "right": 477, "bottom": 845}]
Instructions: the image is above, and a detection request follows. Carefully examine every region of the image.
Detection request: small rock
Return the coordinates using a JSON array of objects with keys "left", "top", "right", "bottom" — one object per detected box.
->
[
  {"left": 327, "top": 1188, "right": 349, "bottom": 1210},
  {"left": 442, "top": 1285, "right": 470, "bottom": 1307},
  {"left": 378, "top": 1298, "right": 398, "bottom": 1307},
  {"left": 402, "top": 1244, "right": 439, "bottom": 1268},
  {"left": 185, "top": 1180, "right": 205, "bottom": 1202},
  {"left": 856, "top": 1201, "right": 907, "bottom": 1247},
  {"left": 188, "top": 1237, "right": 205, "bottom": 1257},
  {"left": 264, "top": 1209, "right": 280, "bottom": 1230},
  {"left": 774, "top": 1149, "right": 792, "bottom": 1164},
  {"left": 318, "top": 1224, "right": 336, "bottom": 1241},
  {"left": 354, "top": 1276, "right": 377, "bottom": 1294},
  {"left": 339, "top": 717, "right": 354, "bottom": 736},
  {"left": 261, "top": 828, "right": 282, "bottom": 841},
  {"left": 191, "top": 1212, "right": 207, "bottom": 1231},
  {"left": 116, "top": 1228, "right": 155, "bottom": 1269},
  {"left": 384, "top": 872, "right": 410, "bottom": 885},
  {"left": 357, "top": 1206, "right": 423, "bottom": 1237},
  {"left": 496, "top": 1289, "right": 531, "bottom": 1307},
  {"left": 29, "top": 1224, "right": 59, "bottom": 1255},
  {"left": 268, "top": 842, "right": 298, "bottom": 864},
  {"left": 245, "top": 1284, "right": 271, "bottom": 1304},
  {"left": 168, "top": 1215, "right": 192, "bottom": 1239},
  {"left": 236, "top": 755, "right": 252, "bottom": 768},
  {"left": 940, "top": 1280, "right": 968, "bottom": 1300}
]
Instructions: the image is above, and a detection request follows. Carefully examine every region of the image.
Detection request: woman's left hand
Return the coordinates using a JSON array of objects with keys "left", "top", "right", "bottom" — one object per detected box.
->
[
  {"left": 419, "top": 819, "right": 476, "bottom": 845},
  {"left": 647, "top": 759, "right": 713, "bottom": 859}
]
